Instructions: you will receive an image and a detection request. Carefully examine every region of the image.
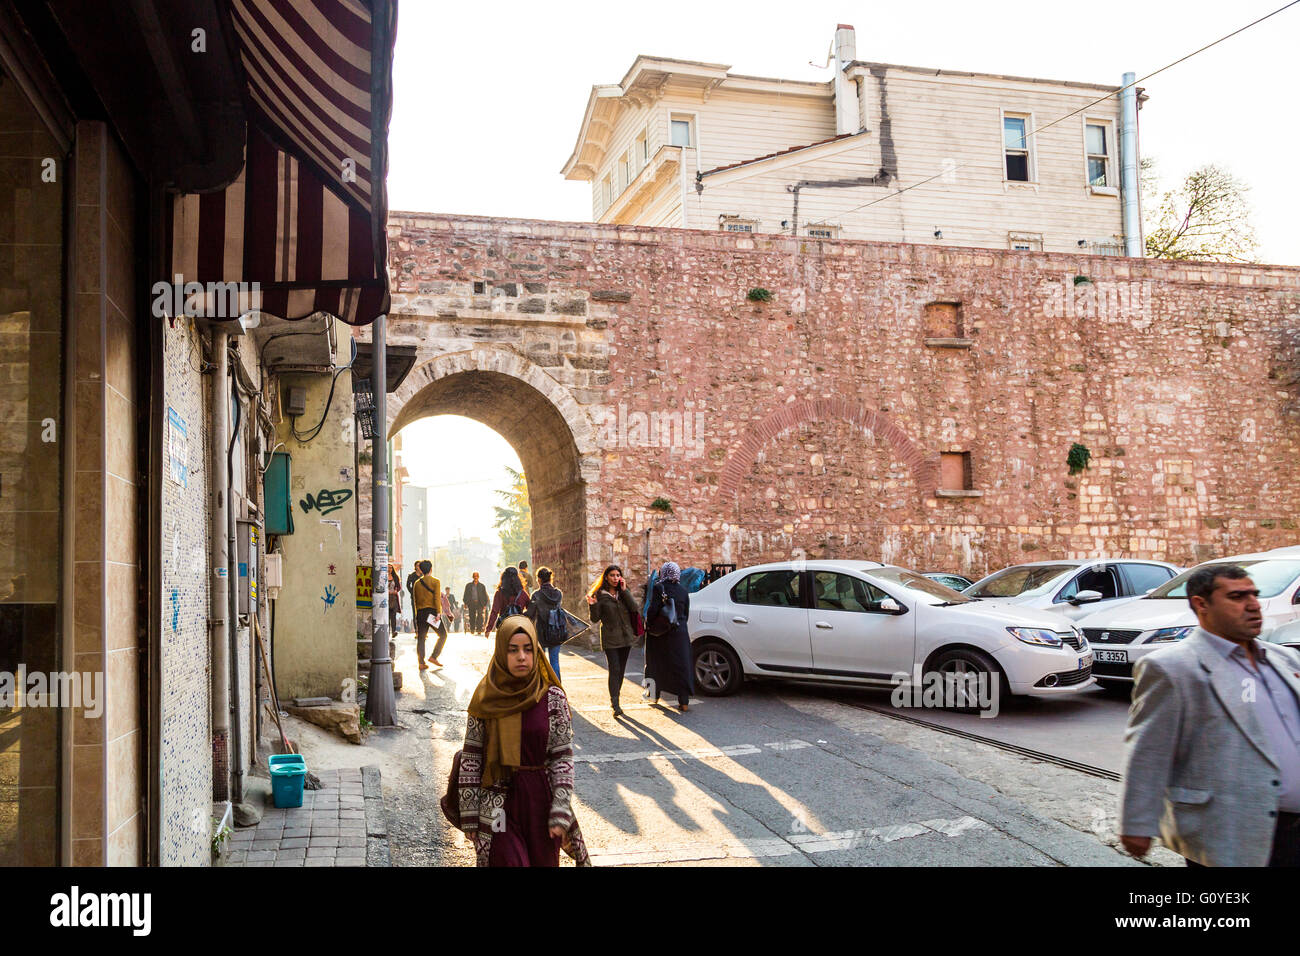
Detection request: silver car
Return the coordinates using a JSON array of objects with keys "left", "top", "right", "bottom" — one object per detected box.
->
[{"left": 964, "top": 559, "right": 1182, "bottom": 621}]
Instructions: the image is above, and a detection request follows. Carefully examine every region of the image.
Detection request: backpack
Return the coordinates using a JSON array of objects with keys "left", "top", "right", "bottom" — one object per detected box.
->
[
  {"left": 504, "top": 590, "right": 526, "bottom": 618},
  {"left": 538, "top": 605, "right": 567, "bottom": 648}
]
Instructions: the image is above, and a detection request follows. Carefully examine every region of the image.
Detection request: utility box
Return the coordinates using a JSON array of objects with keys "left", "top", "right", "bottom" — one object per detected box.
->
[
  {"left": 263, "top": 451, "right": 293, "bottom": 534},
  {"left": 237, "top": 520, "right": 260, "bottom": 619}
]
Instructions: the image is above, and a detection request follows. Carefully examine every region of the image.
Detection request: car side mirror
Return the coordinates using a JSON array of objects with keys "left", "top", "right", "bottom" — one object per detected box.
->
[
  {"left": 1292, "top": 590, "right": 1300, "bottom": 606},
  {"left": 1069, "top": 589, "right": 1103, "bottom": 606},
  {"left": 878, "top": 598, "right": 904, "bottom": 614}
]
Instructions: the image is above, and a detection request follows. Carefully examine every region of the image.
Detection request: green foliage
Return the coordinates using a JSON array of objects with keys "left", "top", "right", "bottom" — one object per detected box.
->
[
  {"left": 1073, "top": 275, "right": 1092, "bottom": 286},
  {"left": 1067, "top": 442, "right": 1092, "bottom": 476},
  {"left": 493, "top": 465, "right": 532, "bottom": 565},
  {"left": 649, "top": 497, "right": 673, "bottom": 513},
  {"left": 1142, "top": 159, "right": 1259, "bottom": 263},
  {"left": 747, "top": 287, "right": 773, "bottom": 303},
  {"left": 211, "top": 819, "right": 231, "bottom": 856}
]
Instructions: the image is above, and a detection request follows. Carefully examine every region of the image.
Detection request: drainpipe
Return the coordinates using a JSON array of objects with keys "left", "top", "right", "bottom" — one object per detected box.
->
[
  {"left": 226, "top": 366, "right": 244, "bottom": 803},
  {"left": 1119, "top": 71, "right": 1142, "bottom": 257},
  {"left": 210, "top": 331, "right": 231, "bottom": 801}
]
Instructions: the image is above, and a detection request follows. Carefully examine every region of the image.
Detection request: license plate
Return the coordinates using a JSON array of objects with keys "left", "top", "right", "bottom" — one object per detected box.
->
[
  {"left": 1079, "top": 651, "right": 1093, "bottom": 669},
  {"left": 1094, "top": 649, "right": 1127, "bottom": 663}
]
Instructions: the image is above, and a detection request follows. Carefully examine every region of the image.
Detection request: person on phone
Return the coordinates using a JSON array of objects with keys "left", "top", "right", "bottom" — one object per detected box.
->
[
  {"left": 645, "top": 561, "right": 694, "bottom": 712},
  {"left": 587, "top": 565, "right": 640, "bottom": 717}
]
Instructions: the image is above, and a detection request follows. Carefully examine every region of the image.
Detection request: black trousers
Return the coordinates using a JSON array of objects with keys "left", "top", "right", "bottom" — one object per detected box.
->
[
  {"left": 1185, "top": 811, "right": 1300, "bottom": 866},
  {"left": 605, "top": 646, "right": 632, "bottom": 706},
  {"left": 467, "top": 605, "right": 486, "bottom": 633}
]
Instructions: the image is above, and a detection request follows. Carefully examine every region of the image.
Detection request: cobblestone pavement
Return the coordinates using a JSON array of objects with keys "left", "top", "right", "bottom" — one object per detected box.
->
[{"left": 222, "top": 767, "right": 390, "bottom": 867}]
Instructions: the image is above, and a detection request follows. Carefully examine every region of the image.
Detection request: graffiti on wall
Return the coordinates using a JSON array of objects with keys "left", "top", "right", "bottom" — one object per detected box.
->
[{"left": 300, "top": 488, "right": 352, "bottom": 515}]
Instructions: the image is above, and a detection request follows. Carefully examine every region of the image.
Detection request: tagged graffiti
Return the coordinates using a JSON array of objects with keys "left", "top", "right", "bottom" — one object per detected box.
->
[
  {"left": 321, "top": 584, "right": 339, "bottom": 612},
  {"left": 300, "top": 488, "right": 352, "bottom": 516}
]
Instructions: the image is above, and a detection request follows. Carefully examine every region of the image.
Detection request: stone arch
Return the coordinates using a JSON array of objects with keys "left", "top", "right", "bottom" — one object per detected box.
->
[
  {"left": 715, "top": 398, "right": 938, "bottom": 501},
  {"left": 386, "top": 346, "right": 601, "bottom": 614}
]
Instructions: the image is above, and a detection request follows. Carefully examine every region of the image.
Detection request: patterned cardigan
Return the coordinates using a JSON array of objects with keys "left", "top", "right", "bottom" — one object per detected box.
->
[{"left": 457, "top": 684, "right": 590, "bottom": 866}]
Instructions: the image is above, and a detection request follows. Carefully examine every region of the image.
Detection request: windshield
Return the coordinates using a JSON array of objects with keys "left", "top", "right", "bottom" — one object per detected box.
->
[
  {"left": 966, "top": 564, "right": 1075, "bottom": 598},
  {"left": 1148, "top": 559, "right": 1300, "bottom": 599},
  {"left": 871, "top": 567, "right": 971, "bottom": 604}
]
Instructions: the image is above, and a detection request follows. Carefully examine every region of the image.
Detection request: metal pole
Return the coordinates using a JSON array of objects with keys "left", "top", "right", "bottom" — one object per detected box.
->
[
  {"left": 210, "top": 332, "right": 232, "bottom": 800},
  {"left": 1120, "top": 71, "right": 1142, "bottom": 257},
  {"left": 365, "top": 314, "right": 397, "bottom": 726}
]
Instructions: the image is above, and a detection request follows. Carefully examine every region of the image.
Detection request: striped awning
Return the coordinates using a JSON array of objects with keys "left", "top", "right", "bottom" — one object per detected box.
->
[{"left": 170, "top": 0, "right": 395, "bottom": 326}]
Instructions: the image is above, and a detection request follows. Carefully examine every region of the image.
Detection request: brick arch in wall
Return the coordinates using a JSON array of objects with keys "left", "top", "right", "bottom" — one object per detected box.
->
[
  {"left": 715, "top": 398, "right": 939, "bottom": 501},
  {"left": 385, "top": 346, "right": 601, "bottom": 616}
]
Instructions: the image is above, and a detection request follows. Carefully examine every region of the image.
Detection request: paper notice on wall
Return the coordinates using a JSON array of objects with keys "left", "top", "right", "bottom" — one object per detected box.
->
[
  {"left": 167, "top": 407, "right": 188, "bottom": 487},
  {"left": 320, "top": 518, "right": 342, "bottom": 544}
]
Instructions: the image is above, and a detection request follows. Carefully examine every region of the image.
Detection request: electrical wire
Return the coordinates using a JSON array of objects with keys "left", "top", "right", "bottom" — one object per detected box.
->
[
  {"left": 828, "top": 0, "right": 1300, "bottom": 220},
  {"left": 289, "top": 337, "right": 358, "bottom": 445}
]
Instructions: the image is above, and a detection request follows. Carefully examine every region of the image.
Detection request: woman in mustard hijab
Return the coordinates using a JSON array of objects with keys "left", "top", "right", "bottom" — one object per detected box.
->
[{"left": 456, "top": 615, "right": 590, "bottom": 866}]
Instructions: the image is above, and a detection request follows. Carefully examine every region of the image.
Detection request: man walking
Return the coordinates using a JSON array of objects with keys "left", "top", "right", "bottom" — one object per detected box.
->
[
  {"left": 412, "top": 559, "right": 444, "bottom": 670},
  {"left": 442, "top": 585, "right": 459, "bottom": 632},
  {"left": 1120, "top": 564, "right": 1300, "bottom": 866},
  {"left": 463, "top": 571, "right": 488, "bottom": 635},
  {"left": 518, "top": 559, "right": 532, "bottom": 593}
]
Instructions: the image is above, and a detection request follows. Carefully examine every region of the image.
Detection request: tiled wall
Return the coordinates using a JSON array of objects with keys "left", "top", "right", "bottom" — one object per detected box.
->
[
  {"left": 158, "top": 315, "right": 213, "bottom": 865},
  {"left": 69, "top": 122, "right": 141, "bottom": 866}
]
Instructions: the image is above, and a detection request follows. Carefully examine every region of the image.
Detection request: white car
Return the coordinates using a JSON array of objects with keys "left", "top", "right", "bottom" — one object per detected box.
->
[
  {"left": 963, "top": 559, "right": 1182, "bottom": 621},
  {"left": 688, "top": 560, "right": 1094, "bottom": 699},
  {"left": 1075, "top": 550, "right": 1300, "bottom": 688}
]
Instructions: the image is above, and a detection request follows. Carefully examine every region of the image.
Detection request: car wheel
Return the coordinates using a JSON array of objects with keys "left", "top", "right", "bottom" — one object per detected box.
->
[
  {"left": 931, "top": 648, "right": 1008, "bottom": 712},
  {"left": 693, "top": 642, "right": 742, "bottom": 696}
]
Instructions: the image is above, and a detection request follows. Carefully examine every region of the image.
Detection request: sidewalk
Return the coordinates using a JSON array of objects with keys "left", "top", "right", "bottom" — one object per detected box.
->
[{"left": 221, "top": 766, "right": 391, "bottom": 867}]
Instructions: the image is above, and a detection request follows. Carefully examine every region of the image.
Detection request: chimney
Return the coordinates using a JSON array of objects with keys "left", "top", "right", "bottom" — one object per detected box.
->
[{"left": 833, "top": 24, "right": 859, "bottom": 135}]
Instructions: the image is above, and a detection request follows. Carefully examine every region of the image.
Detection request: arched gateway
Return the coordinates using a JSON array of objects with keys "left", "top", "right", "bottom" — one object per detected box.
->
[{"left": 385, "top": 346, "right": 602, "bottom": 614}]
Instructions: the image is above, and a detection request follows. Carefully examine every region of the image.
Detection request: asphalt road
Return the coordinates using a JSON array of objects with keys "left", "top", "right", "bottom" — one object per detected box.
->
[{"left": 388, "top": 629, "right": 1163, "bottom": 866}]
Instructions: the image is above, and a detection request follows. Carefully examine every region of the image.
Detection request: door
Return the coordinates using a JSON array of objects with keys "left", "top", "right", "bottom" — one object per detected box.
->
[
  {"left": 1054, "top": 563, "right": 1125, "bottom": 620},
  {"left": 725, "top": 568, "right": 812, "bottom": 672},
  {"left": 808, "top": 571, "right": 915, "bottom": 680}
]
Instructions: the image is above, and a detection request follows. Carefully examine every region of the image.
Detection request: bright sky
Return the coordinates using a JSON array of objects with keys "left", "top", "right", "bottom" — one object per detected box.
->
[
  {"left": 397, "top": 416, "right": 520, "bottom": 548},
  {"left": 388, "top": 0, "right": 1299, "bottom": 264}
]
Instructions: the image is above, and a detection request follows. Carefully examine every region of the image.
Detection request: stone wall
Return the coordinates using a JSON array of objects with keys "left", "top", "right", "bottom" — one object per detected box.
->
[{"left": 382, "top": 212, "right": 1300, "bottom": 587}]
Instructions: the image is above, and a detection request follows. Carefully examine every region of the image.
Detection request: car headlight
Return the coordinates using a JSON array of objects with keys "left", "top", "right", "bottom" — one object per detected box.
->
[
  {"left": 1147, "top": 626, "right": 1193, "bottom": 644},
  {"left": 1007, "top": 627, "right": 1064, "bottom": 647}
]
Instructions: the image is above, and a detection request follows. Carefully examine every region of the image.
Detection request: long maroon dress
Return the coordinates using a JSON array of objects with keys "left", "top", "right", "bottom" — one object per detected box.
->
[{"left": 487, "top": 697, "right": 563, "bottom": 867}]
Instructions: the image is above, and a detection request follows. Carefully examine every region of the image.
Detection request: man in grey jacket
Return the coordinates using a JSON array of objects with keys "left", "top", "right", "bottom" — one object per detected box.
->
[{"left": 1120, "top": 563, "right": 1300, "bottom": 866}]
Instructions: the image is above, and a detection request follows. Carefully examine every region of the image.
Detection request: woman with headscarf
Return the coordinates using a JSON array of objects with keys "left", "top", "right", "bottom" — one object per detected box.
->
[
  {"left": 645, "top": 561, "right": 695, "bottom": 712},
  {"left": 586, "top": 564, "right": 641, "bottom": 717},
  {"left": 457, "top": 616, "right": 590, "bottom": 867},
  {"left": 484, "top": 566, "right": 530, "bottom": 637}
]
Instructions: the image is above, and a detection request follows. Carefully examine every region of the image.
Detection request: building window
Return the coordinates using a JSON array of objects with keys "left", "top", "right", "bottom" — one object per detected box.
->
[
  {"left": 1003, "top": 114, "right": 1031, "bottom": 182},
  {"left": 806, "top": 224, "right": 839, "bottom": 239},
  {"left": 602, "top": 175, "right": 613, "bottom": 207},
  {"left": 636, "top": 130, "right": 648, "bottom": 164},
  {"left": 1008, "top": 232, "right": 1043, "bottom": 252},
  {"left": 923, "top": 302, "right": 962, "bottom": 338},
  {"left": 1085, "top": 121, "right": 1111, "bottom": 187},
  {"left": 670, "top": 115, "right": 693, "bottom": 147},
  {"left": 621, "top": 151, "right": 632, "bottom": 188},
  {"left": 940, "top": 452, "right": 973, "bottom": 491},
  {"left": 719, "top": 215, "right": 756, "bottom": 233}
]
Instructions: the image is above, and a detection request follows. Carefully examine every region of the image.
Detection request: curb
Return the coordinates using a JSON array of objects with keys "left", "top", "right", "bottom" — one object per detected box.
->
[{"left": 362, "top": 764, "right": 391, "bottom": 866}]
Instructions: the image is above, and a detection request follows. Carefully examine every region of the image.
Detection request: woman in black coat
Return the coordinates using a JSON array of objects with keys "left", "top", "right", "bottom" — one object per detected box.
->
[
  {"left": 587, "top": 564, "right": 640, "bottom": 717},
  {"left": 645, "top": 561, "right": 694, "bottom": 712}
]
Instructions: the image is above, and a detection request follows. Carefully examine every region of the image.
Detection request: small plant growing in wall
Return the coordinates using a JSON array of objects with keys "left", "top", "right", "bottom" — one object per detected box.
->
[
  {"left": 649, "top": 497, "right": 673, "bottom": 514},
  {"left": 211, "top": 818, "right": 232, "bottom": 857},
  {"left": 358, "top": 450, "right": 372, "bottom": 465},
  {"left": 747, "top": 287, "right": 773, "bottom": 303},
  {"left": 1067, "top": 442, "right": 1092, "bottom": 476},
  {"left": 1073, "top": 274, "right": 1093, "bottom": 286}
]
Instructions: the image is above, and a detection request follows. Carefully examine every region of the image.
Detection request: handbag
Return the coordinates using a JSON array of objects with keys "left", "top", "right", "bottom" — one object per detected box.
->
[
  {"left": 440, "top": 749, "right": 464, "bottom": 830},
  {"left": 647, "top": 585, "right": 678, "bottom": 637}
]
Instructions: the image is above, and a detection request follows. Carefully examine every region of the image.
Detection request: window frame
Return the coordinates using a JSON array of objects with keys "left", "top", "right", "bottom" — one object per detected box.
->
[
  {"left": 999, "top": 109, "right": 1035, "bottom": 184},
  {"left": 1007, "top": 231, "right": 1043, "bottom": 252},
  {"left": 1083, "top": 116, "right": 1118, "bottom": 195},
  {"left": 812, "top": 571, "right": 890, "bottom": 614},
  {"left": 718, "top": 214, "right": 758, "bottom": 233},
  {"left": 670, "top": 112, "right": 695, "bottom": 149},
  {"left": 731, "top": 569, "right": 804, "bottom": 608}
]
